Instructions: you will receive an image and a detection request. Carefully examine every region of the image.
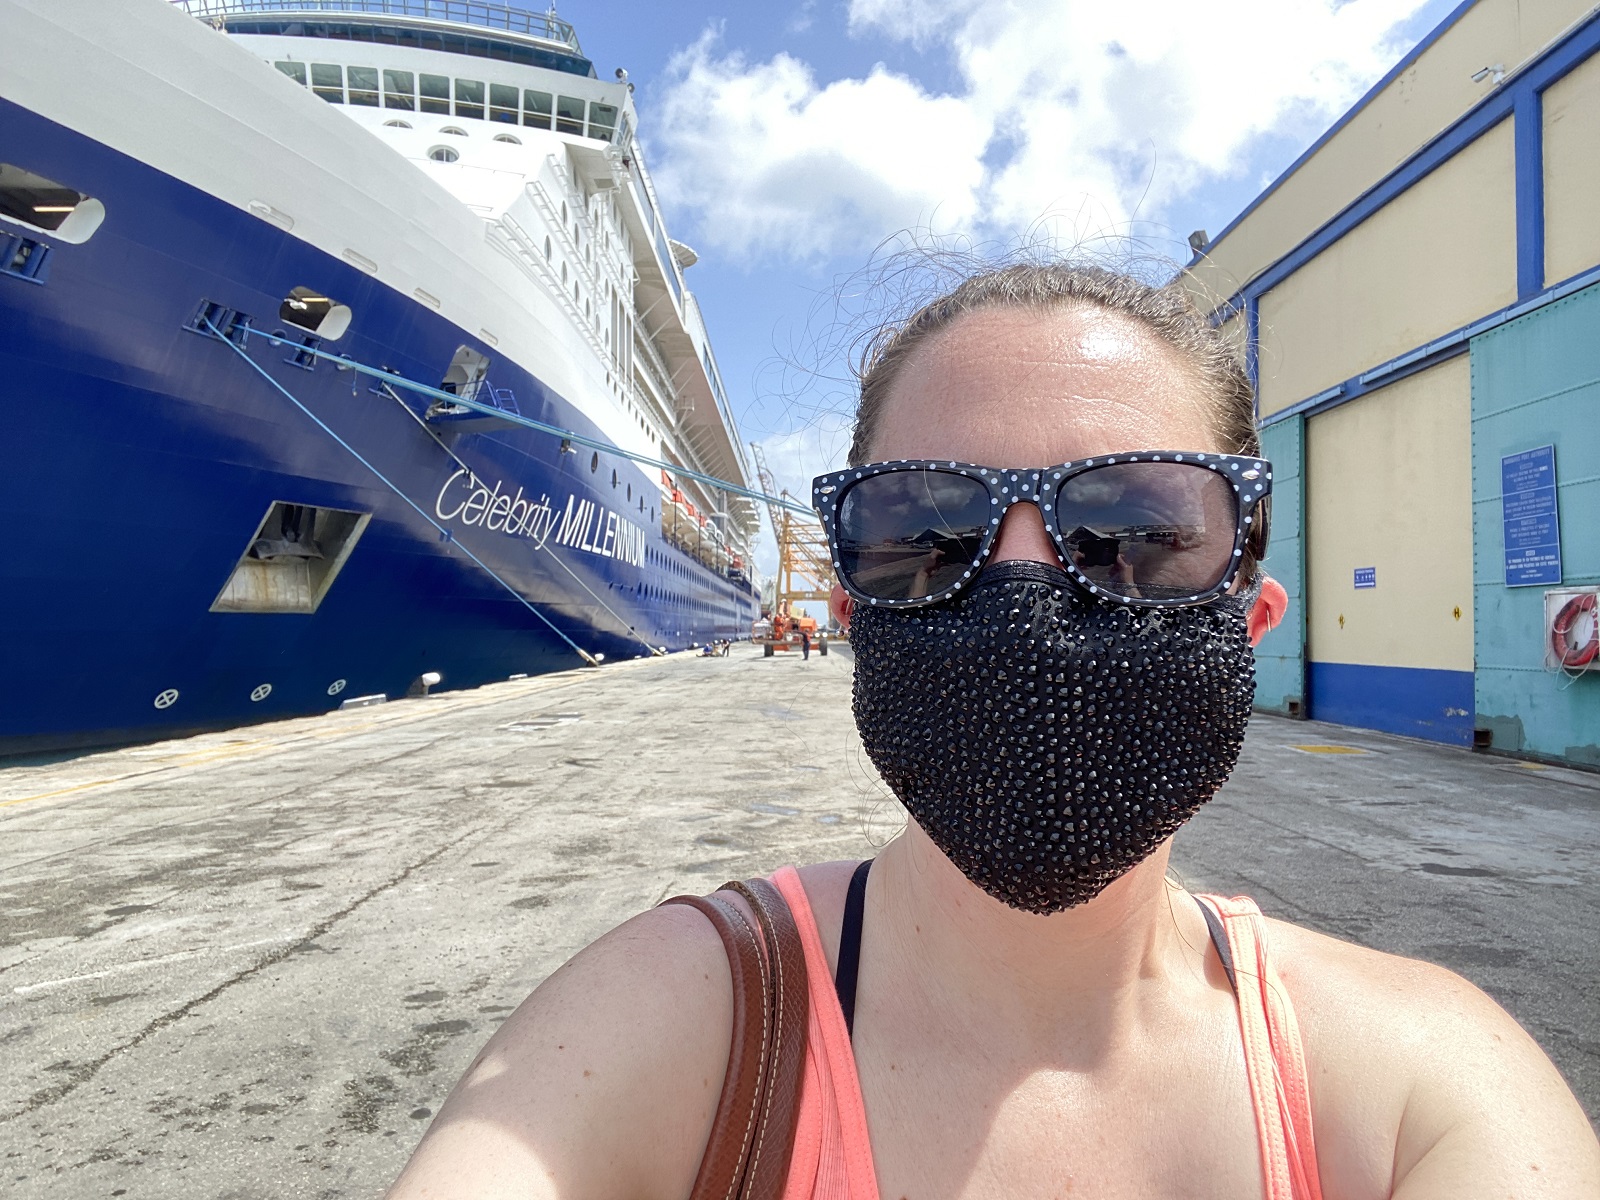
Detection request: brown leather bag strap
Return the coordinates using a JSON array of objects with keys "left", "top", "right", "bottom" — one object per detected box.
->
[
  {"left": 661, "top": 891, "right": 772, "bottom": 1200},
  {"left": 721, "top": 878, "right": 811, "bottom": 1200},
  {"left": 663, "top": 879, "right": 812, "bottom": 1200}
]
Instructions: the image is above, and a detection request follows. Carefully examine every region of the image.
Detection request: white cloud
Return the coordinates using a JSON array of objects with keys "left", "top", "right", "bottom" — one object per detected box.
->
[
  {"left": 649, "top": 1, "right": 1429, "bottom": 262},
  {"left": 649, "top": 32, "right": 989, "bottom": 260}
]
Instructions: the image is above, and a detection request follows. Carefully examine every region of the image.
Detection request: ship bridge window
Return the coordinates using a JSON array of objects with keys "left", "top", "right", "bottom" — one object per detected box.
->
[
  {"left": 588, "top": 102, "right": 618, "bottom": 141},
  {"left": 311, "top": 63, "right": 344, "bottom": 103},
  {"left": 555, "top": 95, "right": 585, "bottom": 136},
  {"left": 490, "top": 84, "right": 519, "bottom": 123},
  {"left": 428, "top": 146, "right": 459, "bottom": 163},
  {"left": 212, "top": 502, "right": 371, "bottom": 614},
  {"left": 454, "top": 79, "right": 485, "bottom": 120},
  {"left": 273, "top": 61, "right": 307, "bottom": 86},
  {"left": 441, "top": 345, "right": 491, "bottom": 399},
  {"left": 383, "top": 69, "right": 415, "bottom": 110},
  {"left": 347, "top": 66, "right": 380, "bottom": 107},
  {"left": 0, "top": 163, "right": 104, "bottom": 244},
  {"left": 280, "top": 286, "right": 352, "bottom": 340},
  {"left": 494, "top": 133, "right": 521, "bottom": 145},
  {"left": 523, "top": 90, "right": 553, "bottom": 128},
  {"left": 420, "top": 73, "right": 451, "bottom": 114}
]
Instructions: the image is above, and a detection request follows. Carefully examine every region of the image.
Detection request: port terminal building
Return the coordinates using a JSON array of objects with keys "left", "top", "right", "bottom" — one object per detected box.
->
[{"left": 1185, "top": 0, "right": 1600, "bottom": 768}]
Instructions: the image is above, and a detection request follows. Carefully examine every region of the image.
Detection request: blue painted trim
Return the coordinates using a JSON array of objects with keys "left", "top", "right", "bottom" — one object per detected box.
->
[
  {"left": 1514, "top": 88, "right": 1546, "bottom": 298},
  {"left": 1307, "top": 661, "right": 1475, "bottom": 746},
  {"left": 1191, "top": 0, "right": 1483, "bottom": 267},
  {"left": 1245, "top": 297, "right": 1260, "bottom": 405},
  {"left": 1260, "top": 262, "right": 1600, "bottom": 428},
  {"left": 1210, "top": 11, "right": 1600, "bottom": 318}
]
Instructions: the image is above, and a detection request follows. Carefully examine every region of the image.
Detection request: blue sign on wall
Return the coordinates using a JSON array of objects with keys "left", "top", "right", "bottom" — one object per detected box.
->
[
  {"left": 1354, "top": 566, "right": 1376, "bottom": 589},
  {"left": 1501, "top": 446, "right": 1562, "bottom": 587}
]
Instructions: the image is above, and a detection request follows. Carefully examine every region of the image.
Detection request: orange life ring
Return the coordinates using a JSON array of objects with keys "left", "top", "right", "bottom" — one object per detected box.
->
[{"left": 1551, "top": 592, "right": 1598, "bottom": 668}]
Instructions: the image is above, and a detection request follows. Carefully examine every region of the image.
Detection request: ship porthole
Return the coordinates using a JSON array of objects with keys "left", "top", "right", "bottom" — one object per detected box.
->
[
  {"left": 428, "top": 146, "right": 459, "bottom": 163},
  {"left": 494, "top": 133, "right": 521, "bottom": 145},
  {"left": 327, "top": 679, "right": 348, "bottom": 696},
  {"left": 251, "top": 683, "right": 273, "bottom": 702},
  {"left": 153, "top": 688, "right": 179, "bottom": 710},
  {"left": 590, "top": 451, "right": 599, "bottom": 474},
  {"left": 384, "top": 119, "right": 412, "bottom": 129}
]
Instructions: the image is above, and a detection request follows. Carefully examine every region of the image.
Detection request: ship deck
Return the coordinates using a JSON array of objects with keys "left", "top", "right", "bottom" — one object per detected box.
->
[{"left": 2, "top": 651, "right": 1598, "bottom": 1192}]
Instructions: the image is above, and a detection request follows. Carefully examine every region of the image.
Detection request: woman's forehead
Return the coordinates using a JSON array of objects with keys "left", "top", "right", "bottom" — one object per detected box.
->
[{"left": 871, "top": 305, "right": 1220, "bottom": 465}]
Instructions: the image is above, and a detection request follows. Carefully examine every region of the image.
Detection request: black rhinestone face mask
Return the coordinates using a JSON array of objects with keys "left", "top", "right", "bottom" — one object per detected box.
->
[{"left": 850, "top": 560, "right": 1257, "bottom": 915}]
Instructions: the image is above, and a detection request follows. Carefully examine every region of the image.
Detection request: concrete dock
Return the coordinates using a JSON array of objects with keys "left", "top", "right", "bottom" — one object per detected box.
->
[{"left": 3, "top": 644, "right": 1597, "bottom": 1197}]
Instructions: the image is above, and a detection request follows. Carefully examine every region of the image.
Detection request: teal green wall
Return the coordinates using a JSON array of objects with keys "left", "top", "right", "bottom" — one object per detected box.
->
[
  {"left": 1253, "top": 416, "right": 1306, "bottom": 716},
  {"left": 1471, "top": 282, "right": 1600, "bottom": 766}
]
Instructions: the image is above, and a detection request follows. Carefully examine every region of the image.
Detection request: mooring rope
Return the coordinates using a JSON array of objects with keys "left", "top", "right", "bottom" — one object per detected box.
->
[
  {"left": 203, "top": 318, "right": 619, "bottom": 667},
  {"left": 222, "top": 326, "right": 813, "bottom": 516}
]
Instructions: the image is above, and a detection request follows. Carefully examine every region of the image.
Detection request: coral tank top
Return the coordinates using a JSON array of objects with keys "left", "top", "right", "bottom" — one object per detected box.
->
[{"left": 769, "top": 866, "right": 1324, "bottom": 1200}]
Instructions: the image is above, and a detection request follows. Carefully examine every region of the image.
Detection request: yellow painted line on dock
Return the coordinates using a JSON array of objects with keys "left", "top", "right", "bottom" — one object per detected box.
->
[{"left": 1290, "top": 744, "right": 1371, "bottom": 755}]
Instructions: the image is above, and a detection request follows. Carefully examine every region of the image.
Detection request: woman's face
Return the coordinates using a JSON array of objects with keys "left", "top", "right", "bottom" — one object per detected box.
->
[{"left": 870, "top": 304, "right": 1223, "bottom": 568}]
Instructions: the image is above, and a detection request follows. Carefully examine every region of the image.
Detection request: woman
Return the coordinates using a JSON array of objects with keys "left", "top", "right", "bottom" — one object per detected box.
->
[{"left": 388, "top": 264, "right": 1599, "bottom": 1199}]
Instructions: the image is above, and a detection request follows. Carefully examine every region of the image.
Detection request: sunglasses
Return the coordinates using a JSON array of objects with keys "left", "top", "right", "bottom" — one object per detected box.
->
[{"left": 812, "top": 452, "right": 1271, "bottom": 609}]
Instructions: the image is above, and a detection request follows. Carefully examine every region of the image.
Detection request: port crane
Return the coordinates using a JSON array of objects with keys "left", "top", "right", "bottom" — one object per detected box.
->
[{"left": 748, "top": 441, "right": 836, "bottom": 655}]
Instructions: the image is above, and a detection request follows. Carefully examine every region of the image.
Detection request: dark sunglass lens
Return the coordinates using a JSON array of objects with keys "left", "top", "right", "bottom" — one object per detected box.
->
[
  {"left": 836, "top": 470, "right": 991, "bottom": 601},
  {"left": 1054, "top": 463, "right": 1238, "bottom": 600}
]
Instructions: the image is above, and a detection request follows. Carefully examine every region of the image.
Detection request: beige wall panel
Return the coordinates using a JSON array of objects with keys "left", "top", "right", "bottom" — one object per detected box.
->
[
  {"left": 1186, "top": 0, "right": 1590, "bottom": 309},
  {"left": 1256, "top": 119, "right": 1517, "bottom": 415},
  {"left": 1305, "top": 356, "right": 1473, "bottom": 671},
  {"left": 1544, "top": 50, "right": 1600, "bottom": 285}
]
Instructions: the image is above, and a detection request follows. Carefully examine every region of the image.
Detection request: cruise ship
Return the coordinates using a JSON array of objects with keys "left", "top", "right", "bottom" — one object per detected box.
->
[{"left": 0, "top": 0, "right": 765, "bottom": 755}]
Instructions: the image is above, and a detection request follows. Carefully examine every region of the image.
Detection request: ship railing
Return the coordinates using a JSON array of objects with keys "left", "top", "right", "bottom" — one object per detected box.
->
[{"left": 172, "top": 0, "right": 581, "bottom": 49}]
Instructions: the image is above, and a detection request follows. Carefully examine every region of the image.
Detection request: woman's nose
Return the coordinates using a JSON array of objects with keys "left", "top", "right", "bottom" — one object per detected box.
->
[{"left": 988, "top": 500, "right": 1065, "bottom": 567}]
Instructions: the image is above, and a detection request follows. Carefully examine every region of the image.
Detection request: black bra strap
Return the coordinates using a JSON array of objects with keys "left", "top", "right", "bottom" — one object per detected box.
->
[
  {"left": 1195, "top": 897, "right": 1238, "bottom": 993},
  {"left": 834, "top": 858, "right": 874, "bottom": 1038}
]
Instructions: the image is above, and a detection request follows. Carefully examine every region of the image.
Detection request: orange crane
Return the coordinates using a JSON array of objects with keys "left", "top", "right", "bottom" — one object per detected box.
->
[{"left": 749, "top": 441, "right": 837, "bottom": 656}]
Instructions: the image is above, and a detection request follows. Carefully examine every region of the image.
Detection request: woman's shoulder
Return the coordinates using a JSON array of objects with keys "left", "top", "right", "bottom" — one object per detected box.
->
[
  {"left": 386, "top": 898, "right": 739, "bottom": 1200},
  {"left": 1259, "top": 913, "right": 1600, "bottom": 1197}
]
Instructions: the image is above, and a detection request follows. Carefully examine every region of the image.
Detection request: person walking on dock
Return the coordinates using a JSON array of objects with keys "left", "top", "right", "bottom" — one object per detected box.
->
[{"left": 800, "top": 629, "right": 811, "bottom": 660}]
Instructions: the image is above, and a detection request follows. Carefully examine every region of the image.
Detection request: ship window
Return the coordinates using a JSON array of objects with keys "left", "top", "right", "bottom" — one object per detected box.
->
[
  {"left": 523, "top": 90, "right": 553, "bottom": 128},
  {"left": 419, "top": 73, "right": 450, "bottom": 114},
  {"left": 383, "top": 69, "right": 415, "bottom": 110},
  {"left": 543, "top": 236, "right": 551, "bottom": 259},
  {"left": 428, "top": 146, "right": 459, "bottom": 163},
  {"left": 279, "top": 286, "right": 352, "bottom": 340},
  {"left": 493, "top": 133, "right": 521, "bottom": 145},
  {"left": 454, "top": 79, "right": 485, "bottom": 120},
  {"left": 274, "top": 61, "right": 307, "bottom": 86},
  {"left": 590, "top": 452, "right": 599, "bottom": 474},
  {"left": 212, "top": 502, "right": 371, "bottom": 614},
  {"left": 556, "top": 95, "right": 585, "bottom": 136},
  {"left": 311, "top": 63, "right": 343, "bottom": 102},
  {"left": 588, "top": 102, "right": 618, "bottom": 141},
  {"left": 441, "top": 126, "right": 467, "bottom": 137},
  {"left": 0, "top": 163, "right": 104, "bottom": 243},
  {"left": 347, "top": 66, "right": 380, "bottom": 106},
  {"left": 384, "top": 119, "right": 412, "bottom": 129},
  {"left": 490, "top": 83, "right": 519, "bottom": 123}
]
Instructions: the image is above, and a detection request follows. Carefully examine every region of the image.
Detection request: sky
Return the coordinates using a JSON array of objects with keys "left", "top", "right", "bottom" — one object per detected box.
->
[{"left": 566, "top": 0, "right": 1467, "bottom": 581}]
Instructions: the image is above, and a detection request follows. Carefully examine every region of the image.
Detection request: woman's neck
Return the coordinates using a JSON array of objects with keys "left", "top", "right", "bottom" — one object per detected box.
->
[{"left": 867, "top": 824, "right": 1217, "bottom": 1057}]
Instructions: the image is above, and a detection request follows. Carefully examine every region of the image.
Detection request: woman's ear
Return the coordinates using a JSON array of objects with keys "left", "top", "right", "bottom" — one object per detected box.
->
[{"left": 829, "top": 584, "right": 854, "bottom": 631}]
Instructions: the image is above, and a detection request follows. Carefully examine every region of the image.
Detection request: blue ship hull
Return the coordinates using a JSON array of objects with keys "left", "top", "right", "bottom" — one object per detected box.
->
[{"left": 0, "top": 96, "right": 759, "bottom": 755}]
